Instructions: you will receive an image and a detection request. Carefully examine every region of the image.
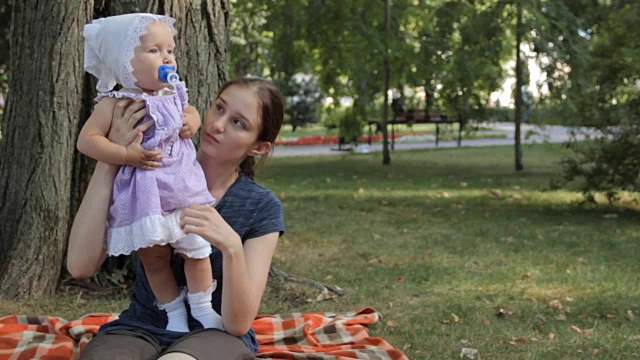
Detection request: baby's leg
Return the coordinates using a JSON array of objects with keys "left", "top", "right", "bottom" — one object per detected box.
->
[
  {"left": 174, "top": 232, "right": 224, "bottom": 330},
  {"left": 137, "top": 245, "right": 189, "bottom": 332},
  {"left": 184, "top": 256, "right": 224, "bottom": 330}
]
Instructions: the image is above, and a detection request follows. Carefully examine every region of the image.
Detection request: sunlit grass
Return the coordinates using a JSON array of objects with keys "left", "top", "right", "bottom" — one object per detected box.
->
[{"left": 1, "top": 144, "right": 639, "bottom": 359}]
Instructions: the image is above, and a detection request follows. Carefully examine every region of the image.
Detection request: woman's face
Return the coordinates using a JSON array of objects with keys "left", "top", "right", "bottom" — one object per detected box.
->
[{"left": 200, "top": 85, "right": 270, "bottom": 164}]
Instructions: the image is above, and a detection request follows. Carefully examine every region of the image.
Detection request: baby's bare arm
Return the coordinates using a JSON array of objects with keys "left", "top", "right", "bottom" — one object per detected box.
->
[
  {"left": 78, "top": 98, "right": 161, "bottom": 168},
  {"left": 77, "top": 97, "right": 128, "bottom": 164}
]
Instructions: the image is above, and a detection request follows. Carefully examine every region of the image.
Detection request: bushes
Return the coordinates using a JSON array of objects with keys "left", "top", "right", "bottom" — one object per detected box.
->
[{"left": 560, "top": 123, "right": 640, "bottom": 203}]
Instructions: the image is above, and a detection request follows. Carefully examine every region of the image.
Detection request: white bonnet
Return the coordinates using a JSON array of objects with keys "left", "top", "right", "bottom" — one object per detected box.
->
[{"left": 83, "top": 13, "right": 177, "bottom": 92}]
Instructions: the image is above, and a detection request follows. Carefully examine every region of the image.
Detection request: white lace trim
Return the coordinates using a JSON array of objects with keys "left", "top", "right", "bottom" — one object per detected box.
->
[{"left": 107, "top": 210, "right": 186, "bottom": 256}]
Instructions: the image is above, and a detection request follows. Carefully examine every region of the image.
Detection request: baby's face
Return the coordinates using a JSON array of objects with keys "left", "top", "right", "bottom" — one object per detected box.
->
[{"left": 130, "top": 21, "right": 177, "bottom": 92}]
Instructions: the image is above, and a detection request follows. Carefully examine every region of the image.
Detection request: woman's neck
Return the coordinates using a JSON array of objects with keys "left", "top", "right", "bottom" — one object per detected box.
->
[{"left": 199, "top": 154, "right": 240, "bottom": 200}]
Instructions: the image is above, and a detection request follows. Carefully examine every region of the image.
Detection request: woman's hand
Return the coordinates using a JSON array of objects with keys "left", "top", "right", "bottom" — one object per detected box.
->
[
  {"left": 181, "top": 204, "right": 243, "bottom": 254},
  {"left": 180, "top": 105, "right": 201, "bottom": 139},
  {"left": 110, "top": 99, "right": 163, "bottom": 169}
]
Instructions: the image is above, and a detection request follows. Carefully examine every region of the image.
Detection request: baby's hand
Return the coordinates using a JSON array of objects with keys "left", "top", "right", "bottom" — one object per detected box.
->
[
  {"left": 124, "top": 133, "right": 163, "bottom": 170},
  {"left": 180, "top": 105, "right": 201, "bottom": 139}
]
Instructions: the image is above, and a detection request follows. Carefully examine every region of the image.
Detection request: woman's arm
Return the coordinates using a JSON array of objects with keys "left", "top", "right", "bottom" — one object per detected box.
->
[
  {"left": 181, "top": 204, "right": 279, "bottom": 336},
  {"left": 221, "top": 232, "right": 279, "bottom": 335},
  {"left": 66, "top": 162, "right": 118, "bottom": 279},
  {"left": 67, "top": 99, "right": 160, "bottom": 279}
]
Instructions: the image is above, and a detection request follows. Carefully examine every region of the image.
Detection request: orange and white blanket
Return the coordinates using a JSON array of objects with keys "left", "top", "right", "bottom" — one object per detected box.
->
[{"left": 0, "top": 307, "right": 407, "bottom": 360}]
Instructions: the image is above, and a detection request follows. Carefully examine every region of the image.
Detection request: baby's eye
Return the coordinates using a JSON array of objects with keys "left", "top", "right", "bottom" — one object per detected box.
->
[
  {"left": 216, "top": 104, "right": 223, "bottom": 112},
  {"left": 148, "top": 48, "right": 159, "bottom": 54},
  {"left": 232, "top": 119, "right": 245, "bottom": 128},
  {"left": 167, "top": 49, "right": 174, "bottom": 55}
]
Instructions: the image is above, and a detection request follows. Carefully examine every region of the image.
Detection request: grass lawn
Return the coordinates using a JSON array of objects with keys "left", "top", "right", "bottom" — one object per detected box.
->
[{"left": 2, "top": 143, "right": 639, "bottom": 359}]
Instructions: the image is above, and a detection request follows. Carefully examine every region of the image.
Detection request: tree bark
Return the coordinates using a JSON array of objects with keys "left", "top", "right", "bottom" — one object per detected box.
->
[
  {"left": 514, "top": 0, "right": 524, "bottom": 171},
  {"left": 381, "top": 0, "right": 391, "bottom": 165},
  {"left": 0, "top": 0, "right": 229, "bottom": 300},
  {"left": 0, "top": 1, "right": 92, "bottom": 299}
]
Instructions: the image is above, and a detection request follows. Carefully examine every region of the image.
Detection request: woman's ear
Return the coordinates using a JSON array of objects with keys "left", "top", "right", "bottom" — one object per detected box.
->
[{"left": 248, "top": 141, "right": 272, "bottom": 156}]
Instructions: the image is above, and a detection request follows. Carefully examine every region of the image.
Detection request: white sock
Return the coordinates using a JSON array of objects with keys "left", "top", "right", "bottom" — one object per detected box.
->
[
  {"left": 158, "top": 291, "right": 190, "bottom": 332},
  {"left": 187, "top": 282, "right": 224, "bottom": 330}
]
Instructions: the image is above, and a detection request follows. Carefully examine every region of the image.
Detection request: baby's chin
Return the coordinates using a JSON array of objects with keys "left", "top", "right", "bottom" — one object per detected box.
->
[{"left": 136, "top": 80, "right": 170, "bottom": 93}]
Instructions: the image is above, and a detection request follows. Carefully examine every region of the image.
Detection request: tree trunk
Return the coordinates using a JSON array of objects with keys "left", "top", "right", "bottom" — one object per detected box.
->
[
  {"left": 381, "top": 0, "right": 391, "bottom": 165},
  {"left": 0, "top": 0, "right": 229, "bottom": 300},
  {"left": 514, "top": 0, "right": 524, "bottom": 171},
  {"left": 0, "top": 1, "right": 92, "bottom": 299}
]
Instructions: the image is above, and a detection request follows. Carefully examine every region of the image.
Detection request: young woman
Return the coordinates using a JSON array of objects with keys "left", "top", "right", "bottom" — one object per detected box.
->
[{"left": 68, "top": 77, "right": 285, "bottom": 360}]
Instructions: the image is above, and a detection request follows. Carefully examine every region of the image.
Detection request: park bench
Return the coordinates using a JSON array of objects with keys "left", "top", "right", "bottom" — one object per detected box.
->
[{"left": 367, "top": 107, "right": 463, "bottom": 148}]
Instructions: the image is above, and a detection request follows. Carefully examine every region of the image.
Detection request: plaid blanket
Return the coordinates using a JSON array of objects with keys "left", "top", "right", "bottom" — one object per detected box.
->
[{"left": 0, "top": 308, "right": 407, "bottom": 360}]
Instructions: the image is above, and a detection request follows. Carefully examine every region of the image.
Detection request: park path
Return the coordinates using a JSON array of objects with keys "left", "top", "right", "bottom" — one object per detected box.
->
[{"left": 272, "top": 122, "right": 588, "bottom": 158}]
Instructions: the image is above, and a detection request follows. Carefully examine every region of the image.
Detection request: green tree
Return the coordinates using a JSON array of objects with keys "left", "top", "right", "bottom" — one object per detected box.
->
[{"left": 559, "top": 2, "right": 640, "bottom": 201}]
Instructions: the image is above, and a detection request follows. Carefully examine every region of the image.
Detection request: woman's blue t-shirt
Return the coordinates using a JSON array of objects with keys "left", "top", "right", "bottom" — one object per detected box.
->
[{"left": 99, "top": 174, "right": 285, "bottom": 354}]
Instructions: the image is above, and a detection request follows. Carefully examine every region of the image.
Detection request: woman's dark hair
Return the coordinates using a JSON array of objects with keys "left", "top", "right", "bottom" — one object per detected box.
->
[{"left": 216, "top": 78, "right": 284, "bottom": 179}]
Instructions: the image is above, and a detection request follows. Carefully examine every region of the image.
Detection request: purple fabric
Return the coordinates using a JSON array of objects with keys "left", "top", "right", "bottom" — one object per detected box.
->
[{"left": 107, "top": 84, "right": 214, "bottom": 231}]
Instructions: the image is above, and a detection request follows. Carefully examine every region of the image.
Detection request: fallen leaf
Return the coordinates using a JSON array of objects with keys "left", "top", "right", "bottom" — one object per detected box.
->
[
  {"left": 315, "top": 288, "right": 337, "bottom": 302},
  {"left": 627, "top": 310, "right": 635, "bottom": 321},
  {"left": 388, "top": 302, "right": 393, "bottom": 308},
  {"left": 386, "top": 320, "right": 398, "bottom": 327},
  {"left": 451, "top": 313, "right": 460, "bottom": 323},
  {"left": 372, "top": 233, "right": 382, "bottom": 240},
  {"left": 582, "top": 328, "right": 595, "bottom": 338},
  {"left": 358, "top": 188, "right": 365, "bottom": 194},
  {"left": 511, "top": 337, "right": 529, "bottom": 344},
  {"left": 547, "top": 300, "right": 563, "bottom": 310},
  {"left": 436, "top": 191, "right": 450, "bottom": 198},
  {"left": 395, "top": 275, "right": 405, "bottom": 283},
  {"left": 603, "top": 213, "right": 618, "bottom": 219},
  {"left": 496, "top": 307, "right": 515, "bottom": 317},
  {"left": 549, "top": 332, "right": 556, "bottom": 341},
  {"left": 459, "top": 182, "right": 468, "bottom": 187},
  {"left": 324, "top": 275, "right": 333, "bottom": 280},
  {"left": 440, "top": 319, "right": 451, "bottom": 325},
  {"left": 569, "top": 325, "right": 583, "bottom": 334},
  {"left": 521, "top": 272, "right": 532, "bottom": 280},
  {"left": 488, "top": 188, "right": 502, "bottom": 197},
  {"left": 606, "top": 312, "right": 617, "bottom": 319},
  {"left": 554, "top": 314, "right": 567, "bottom": 321},
  {"left": 280, "top": 191, "right": 287, "bottom": 199},
  {"left": 403, "top": 343, "right": 411, "bottom": 350},
  {"left": 511, "top": 194, "right": 522, "bottom": 200},
  {"left": 460, "top": 347, "right": 480, "bottom": 359},
  {"left": 564, "top": 296, "right": 575, "bottom": 302},
  {"left": 593, "top": 348, "right": 602, "bottom": 356},
  {"left": 368, "top": 257, "right": 384, "bottom": 264}
]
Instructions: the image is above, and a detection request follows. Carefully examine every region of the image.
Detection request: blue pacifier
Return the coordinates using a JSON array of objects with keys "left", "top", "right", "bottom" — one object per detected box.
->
[{"left": 158, "top": 65, "right": 180, "bottom": 85}]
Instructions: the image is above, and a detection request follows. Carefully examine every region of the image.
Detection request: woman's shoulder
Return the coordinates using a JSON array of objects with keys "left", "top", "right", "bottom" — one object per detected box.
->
[{"left": 229, "top": 175, "right": 281, "bottom": 205}]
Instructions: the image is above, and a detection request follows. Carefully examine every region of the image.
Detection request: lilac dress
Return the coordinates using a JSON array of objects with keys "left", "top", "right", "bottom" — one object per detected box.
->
[{"left": 98, "top": 83, "right": 215, "bottom": 257}]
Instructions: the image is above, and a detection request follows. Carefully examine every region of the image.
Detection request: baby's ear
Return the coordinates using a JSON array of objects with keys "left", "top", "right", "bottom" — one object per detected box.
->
[{"left": 248, "top": 141, "right": 271, "bottom": 156}]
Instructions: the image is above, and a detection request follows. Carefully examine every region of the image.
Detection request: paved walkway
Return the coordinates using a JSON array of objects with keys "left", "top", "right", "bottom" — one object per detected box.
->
[{"left": 272, "top": 123, "right": 587, "bottom": 158}]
